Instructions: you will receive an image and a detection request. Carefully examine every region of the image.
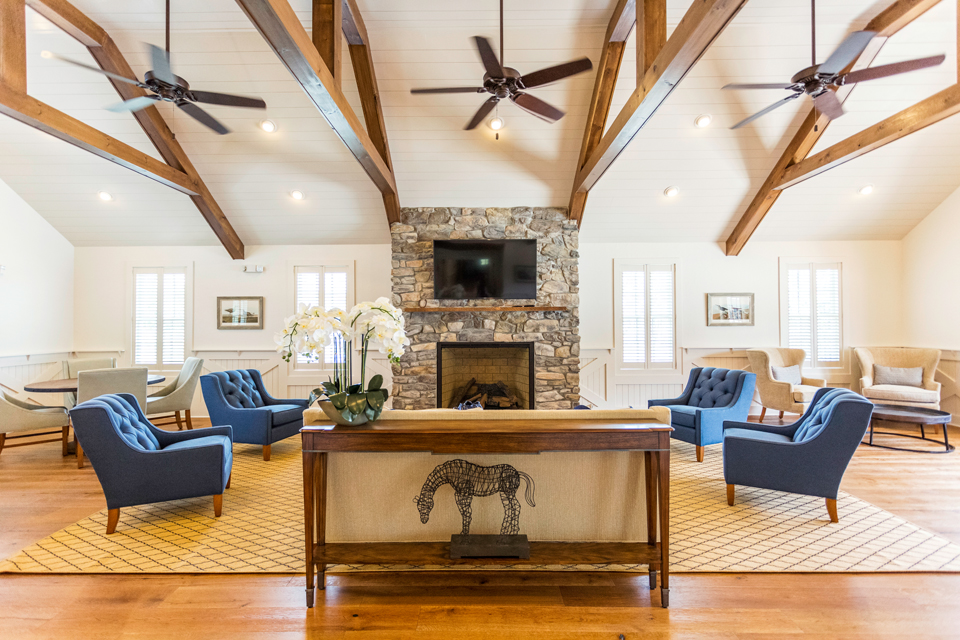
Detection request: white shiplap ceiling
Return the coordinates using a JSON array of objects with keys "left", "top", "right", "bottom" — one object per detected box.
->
[{"left": 0, "top": 0, "right": 956, "bottom": 248}]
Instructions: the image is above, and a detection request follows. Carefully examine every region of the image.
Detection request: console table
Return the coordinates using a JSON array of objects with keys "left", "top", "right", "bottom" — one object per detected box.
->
[{"left": 300, "top": 418, "right": 673, "bottom": 608}]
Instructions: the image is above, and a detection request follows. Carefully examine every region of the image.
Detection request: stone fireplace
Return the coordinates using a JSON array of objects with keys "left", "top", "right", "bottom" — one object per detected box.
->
[
  {"left": 438, "top": 342, "right": 534, "bottom": 409},
  {"left": 391, "top": 207, "right": 580, "bottom": 410}
]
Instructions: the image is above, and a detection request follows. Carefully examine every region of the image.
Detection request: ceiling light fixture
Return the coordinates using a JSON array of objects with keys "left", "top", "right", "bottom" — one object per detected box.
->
[
  {"left": 694, "top": 114, "right": 712, "bottom": 128},
  {"left": 259, "top": 119, "right": 277, "bottom": 133},
  {"left": 858, "top": 184, "right": 874, "bottom": 196},
  {"left": 664, "top": 186, "right": 680, "bottom": 198},
  {"left": 489, "top": 117, "right": 504, "bottom": 131},
  {"left": 98, "top": 191, "right": 113, "bottom": 201},
  {"left": 40, "top": 50, "right": 53, "bottom": 59},
  {"left": 290, "top": 190, "right": 304, "bottom": 200}
]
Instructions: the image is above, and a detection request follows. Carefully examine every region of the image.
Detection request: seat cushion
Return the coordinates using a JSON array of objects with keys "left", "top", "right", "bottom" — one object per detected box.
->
[
  {"left": 862, "top": 384, "right": 939, "bottom": 404},
  {"left": 792, "top": 385, "right": 821, "bottom": 403},
  {"left": 164, "top": 435, "right": 232, "bottom": 480},
  {"left": 724, "top": 427, "right": 793, "bottom": 445},
  {"left": 665, "top": 405, "right": 697, "bottom": 428},
  {"left": 266, "top": 404, "right": 305, "bottom": 426}
]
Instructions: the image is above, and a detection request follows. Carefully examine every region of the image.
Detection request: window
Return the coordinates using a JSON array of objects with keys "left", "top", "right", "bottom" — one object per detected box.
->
[
  {"left": 294, "top": 265, "right": 351, "bottom": 368},
  {"left": 133, "top": 267, "right": 186, "bottom": 367},
  {"left": 615, "top": 263, "right": 677, "bottom": 371},
  {"left": 785, "top": 262, "right": 842, "bottom": 368}
]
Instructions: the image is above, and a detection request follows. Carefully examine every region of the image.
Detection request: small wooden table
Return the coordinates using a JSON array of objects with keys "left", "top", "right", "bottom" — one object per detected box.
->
[
  {"left": 301, "top": 418, "right": 673, "bottom": 608},
  {"left": 23, "top": 375, "right": 166, "bottom": 394},
  {"left": 866, "top": 404, "right": 953, "bottom": 453}
]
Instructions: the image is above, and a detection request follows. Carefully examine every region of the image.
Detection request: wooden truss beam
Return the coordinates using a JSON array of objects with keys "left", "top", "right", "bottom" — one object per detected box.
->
[
  {"left": 235, "top": 0, "right": 400, "bottom": 224},
  {"left": 570, "top": 0, "right": 748, "bottom": 222},
  {"left": 723, "top": 0, "right": 942, "bottom": 256},
  {"left": 0, "top": 0, "right": 26, "bottom": 92},
  {"left": 313, "top": 0, "right": 342, "bottom": 89},
  {"left": 19, "top": 0, "right": 245, "bottom": 258}
]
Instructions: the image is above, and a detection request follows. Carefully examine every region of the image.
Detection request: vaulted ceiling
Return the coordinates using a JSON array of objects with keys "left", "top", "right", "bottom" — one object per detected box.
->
[{"left": 0, "top": 0, "right": 957, "bottom": 248}]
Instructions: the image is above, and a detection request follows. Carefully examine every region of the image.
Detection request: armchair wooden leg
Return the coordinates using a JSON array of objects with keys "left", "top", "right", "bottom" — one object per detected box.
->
[
  {"left": 0, "top": 433, "right": 5, "bottom": 457},
  {"left": 61, "top": 426, "right": 70, "bottom": 456},
  {"left": 185, "top": 410, "right": 193, "bottom": 430},
  {"left": 77, "top": 442, "right": 85, "bottom": 469},
  {"left": 263, "top": 445, "right": 271, "bottom": 461},
  {"left": 826, "top": 498, "right": 838, "bottom": 523},
  {"left": 759, "top": 407, "right": 766, "bottom": 422},
  {"left": 226, "top": 474, "right": 232, "bottom": 489},
  {"left": 106, "top": 508, "right": 119, "bottom": 534},
  {"left": 778, "top": 411, "right": 784, "bottom": 420},
  {"left": 214, "top": 494, "right": 223, "bottom": 517},
  {"left": 174, "top": 411, "right": 184, "bottom": 431},
  {"left": 727, "top": 484, "right": 735, "bottom": 506},
  {"left": 695, "top": 445, "right": 704, "bottom": 463}
]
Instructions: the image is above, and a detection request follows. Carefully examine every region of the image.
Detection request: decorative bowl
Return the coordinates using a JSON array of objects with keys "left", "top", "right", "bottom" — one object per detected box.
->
[{"left": 318, "top": 400, "right": 370, "bottom": 426}]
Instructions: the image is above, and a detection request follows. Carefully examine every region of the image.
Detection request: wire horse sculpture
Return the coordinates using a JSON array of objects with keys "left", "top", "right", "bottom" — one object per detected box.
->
[{"left": 414, "top": 459, "right": 536, "bottom": 535}]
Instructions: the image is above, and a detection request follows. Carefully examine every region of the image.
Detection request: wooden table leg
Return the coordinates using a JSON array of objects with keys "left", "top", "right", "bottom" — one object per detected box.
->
[
  {"left": 657, "top": 444, "right": 670, "bottom": 608},
  {"left": 316, "top": 452, "right": 327, "bottom": 592},
  {"left": 644, "top": 450, "right": 659, "bottom": 590},
  {"left": 302, "top": 450, "right": 316, "bottom": 608}
]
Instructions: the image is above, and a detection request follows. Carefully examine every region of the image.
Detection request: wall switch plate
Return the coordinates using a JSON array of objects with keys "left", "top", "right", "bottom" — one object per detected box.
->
[{"left": 243, "top": 265, "right": 264, "bottom": 273}]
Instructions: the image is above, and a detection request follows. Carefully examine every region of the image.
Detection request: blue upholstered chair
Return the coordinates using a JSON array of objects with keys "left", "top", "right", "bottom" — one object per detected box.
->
[
  {"left": 200, "top": 369, "right": 308, "bottom": 461},
  {"left": 69, "top": 393, "right": 233, "bottom": 534},
  {"left": 722, "top": 387, "right": 874, "bottom": 523},
  {"left": 648, "top": 367, "right": 756, "bottom": 462}
]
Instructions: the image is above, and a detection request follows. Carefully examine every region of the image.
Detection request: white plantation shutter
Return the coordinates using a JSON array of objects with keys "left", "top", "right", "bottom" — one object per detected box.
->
[
  {"left": 815, "top": 267, "right": 841, "bottom": 364},
  {"left": 787, "top": 268, "right": 812, "bottom": 357},
  {"left": 133, "top": 267, "right": 186, "bottom": 366},
  {"left": 786, "top": 263, "right": 842, "bottom": 368},
  {"left": 294, "top": 266, "right": 351, "bottom": 368},
  {"left": 621, "top": 270, "right": 646, "bottom": 364},
  {"left": 134, "top": 270, "right": 159, "bottom": 366},
  {"left": 162, "top": 272, "right": 186, "bottom": 365},
  {"left": 617, "top": 263, "right": 677, "bottom": 371},
  {"left": 648, "top": 266, "right": 675, "bottom": 367}
]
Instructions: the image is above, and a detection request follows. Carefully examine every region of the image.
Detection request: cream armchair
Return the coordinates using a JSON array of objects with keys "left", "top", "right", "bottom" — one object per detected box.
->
[
  {"left": 62, "top": 357, "right": 117, "bottom": 409},
  {"left": 0, "top": 392, "right": 71, "bottom": 457},
  {"left": 146, "top": 357, "right": 204, "bottom": 430},
  {"left": 746, "top": 348, "right": 826, "bottom": 420},
  {"left": 854, "top": 347, "right": 941, "bottom": 409}
]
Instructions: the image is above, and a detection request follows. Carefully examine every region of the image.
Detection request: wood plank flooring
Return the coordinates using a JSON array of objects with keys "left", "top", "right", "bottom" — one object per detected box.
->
[{"left": 1, "top": 418, "right": 958, "bottom": 639}]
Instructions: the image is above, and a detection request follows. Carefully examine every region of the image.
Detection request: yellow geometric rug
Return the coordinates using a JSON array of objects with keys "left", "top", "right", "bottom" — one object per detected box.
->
[{"left": 2, "top": 439, "right": 959, "bottom": 574}]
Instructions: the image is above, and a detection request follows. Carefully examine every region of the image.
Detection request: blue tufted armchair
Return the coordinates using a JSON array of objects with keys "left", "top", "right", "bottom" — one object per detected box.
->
[
  {"left": 69, "top": 393, "right": 233, "bottom": 534},
  {"left": 200, "top": 369, "right": 308, "bottom": 461},
  {"left": 648, "top": 367, "right": 756, "bottom": 462},
  {"left": 722, "top": 388, "right": 874, "bottom": 522}
]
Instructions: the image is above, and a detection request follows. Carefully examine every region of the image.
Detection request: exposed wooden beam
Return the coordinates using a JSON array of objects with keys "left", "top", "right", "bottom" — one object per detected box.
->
[
  {"left": 23, "top": 0, "right": 246, "bottom": 259},
  {"left": 0, "top": 0, "right": 26, "bottom": 92},
  {"left": 569, "top": 0, "right": 634, "bottom": 224},
  {"left": 341, "top": 0, "right": 367, "bottom": 45},
  {"left": 723, "top": 0, "right": 942, "bottom": 256},
  {"left": 235, "top": 0, "right": 400, "bottom": 224},
  {"left": 571, "top": 0, "right": 748, "bottom": 211},
  {"left": 313, "top": 0, "right": 342, "bottom": 88},
  {"left": 637, "top": 0, "right": 667, "bottom": 83}
]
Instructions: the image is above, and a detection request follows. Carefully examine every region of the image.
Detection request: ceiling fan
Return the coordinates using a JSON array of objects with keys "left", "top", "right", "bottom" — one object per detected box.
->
[
  {"left": 722, "top": 0, "right": 945, "bottom": 130},
  {"left": 410, "top": 0, "right": 593, "bottom": 130},
  {"left": 41, "top": 0, "right": 266, "bottom": 135}
]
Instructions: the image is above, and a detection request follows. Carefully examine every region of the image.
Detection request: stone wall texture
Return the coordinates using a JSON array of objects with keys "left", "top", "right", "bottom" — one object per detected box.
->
[{"left": 391, "top": 207, "right": 580, "bottom": 410}]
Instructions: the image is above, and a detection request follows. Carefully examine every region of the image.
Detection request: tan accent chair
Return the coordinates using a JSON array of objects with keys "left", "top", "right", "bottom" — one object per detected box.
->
[
  {"left": 62, "top": 357, "right": 117, "bottom": 409},
  {"left": 76, "top": 368, "right": 149, "bottom": 468},
  {"left": 746, "top": 348, "right": 826, "bottom": 420},
  {"left": 0, "top": 392, "right": 71, "bottom": 457},
  {"left": 146, "top": 357, "right": 204, "bottom": 430},
  {"left": 854, "top": 347, "right": 941, "bottom": 409}
]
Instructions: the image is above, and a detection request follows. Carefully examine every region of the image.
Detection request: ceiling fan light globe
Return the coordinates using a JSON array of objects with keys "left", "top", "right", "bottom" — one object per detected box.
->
[{"left": 489, "top": 117, "right": 504, "bottom": 131}]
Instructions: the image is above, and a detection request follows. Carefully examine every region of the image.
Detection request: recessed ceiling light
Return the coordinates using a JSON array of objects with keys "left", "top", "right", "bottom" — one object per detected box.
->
[
  {"left": 858, "top": 184, "right": 874, "bottom": 196},
  {"left": 98, "top": 191, "right": 113, "bottom": 201},
  {"left": 290, "top": 190, "right": 304, "bottom": 200},
  {"left": 664, "top": 186, "right": 680, "bottom": 198},
  {"left": 40, "top": 50, "right": 53, "bottom": 59},
  {"left": 259, "top": 119, "right": 277, "bottom": 133},
  {"left": 489, "top": 117, "right": 504, "bottom": 131},
  {"left": 694, "top": 114, "right": 712, "bottom": 128}
]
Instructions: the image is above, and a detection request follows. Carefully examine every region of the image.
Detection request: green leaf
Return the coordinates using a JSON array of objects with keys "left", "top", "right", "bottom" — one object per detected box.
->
[
  {"left": 378, "top": 388, "right": 389, "bottom": 402},
  {"left": 328, "top": 392, "right": 347, "bottom": 410},
  {"left": 367, "top": 374, "right": 383, "bottom": 391},
  {"left": 307, "top": 388, "right": 323, "bottom": 406},
  {"left": 366, "top": 391, "right": 384, "bottom": 412},
  {"left": 322, "top": 380, "right": 339, "bottom": 396},
  {"left": 347, "top": 383, "right": 362, "bottom": 395},
  {"left": 345, "top": 392, "right": 367, "bottom": 416}
]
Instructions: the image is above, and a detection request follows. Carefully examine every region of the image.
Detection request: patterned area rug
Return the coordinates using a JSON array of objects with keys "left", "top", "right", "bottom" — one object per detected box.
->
[{"left": 2, "top": 439, "right": 959, "bottom": 574}]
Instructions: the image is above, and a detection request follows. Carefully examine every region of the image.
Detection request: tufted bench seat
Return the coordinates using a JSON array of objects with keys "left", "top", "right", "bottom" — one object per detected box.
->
[
  {"left": 648, "top": 367, "right": 756, "bottom": 462},
  {"left": 200, "top": 369, "right": 309, "bottom": 461}
]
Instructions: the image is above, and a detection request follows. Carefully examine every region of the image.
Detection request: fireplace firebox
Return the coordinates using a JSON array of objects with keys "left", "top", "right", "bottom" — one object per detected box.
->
[{"left": 437, "top": 342, "right": 535, "bottom": 410}]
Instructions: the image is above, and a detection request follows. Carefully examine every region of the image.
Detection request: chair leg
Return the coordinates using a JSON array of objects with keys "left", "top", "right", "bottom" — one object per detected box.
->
[
  {"left": 214, "top": 494, "right": 223, "bottom": 517},
  {"left": 263, "top": 444, "right": 271, "bottom": 461},
  {"left": 759, "top": 407, "right": 766, "bottom": 422},
  {"left": 77, "top": 442, "right": 85, "bottom": 469},
  {"left": 826, "top": 498, "right": 838, "bottom": 523},
  {"left": 174, "top": 411, "right": 184, "bottom": 431},
  {"left": 726, "top": 484, "right": 735, "bottom": 506},
  {"left": 695, "top": 445, "right": 704, "bottom": 463},
  {"left": 62, "top": 426, "right": 70, "bottom": 456},
  {"left": 778, "top": 411, "right": 784, "bottom": 420},
  {"left": 0, "top": 432, "right": 5, "bottom": 457},
  {"left": 185, "top": 410, "right": 193, "bottom": 430},
  {"left": 106, "top": 508, "right": 120, "bottom": 534},
  {"left": 226, "top": 473, "right": 232, "bottom": 489}
]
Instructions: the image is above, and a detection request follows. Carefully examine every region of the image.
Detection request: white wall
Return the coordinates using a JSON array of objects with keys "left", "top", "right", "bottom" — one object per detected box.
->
[{"left": 0, "top": 179, "right": 74, "bottom": 357}]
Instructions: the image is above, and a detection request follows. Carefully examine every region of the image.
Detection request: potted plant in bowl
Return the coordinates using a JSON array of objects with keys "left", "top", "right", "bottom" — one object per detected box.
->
[{"left": 275, "top": 297, "right": 409, "bottom": 425}]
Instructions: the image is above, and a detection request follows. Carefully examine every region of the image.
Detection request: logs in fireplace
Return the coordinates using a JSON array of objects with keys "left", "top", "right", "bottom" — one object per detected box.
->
[{"left": 448, "top": 379, "right": 523, "bottom": 410}]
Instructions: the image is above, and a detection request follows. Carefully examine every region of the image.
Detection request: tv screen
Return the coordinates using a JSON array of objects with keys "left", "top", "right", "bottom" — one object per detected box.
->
[{"left": 433, "top": 239, "right": 538, "bottom": 300}]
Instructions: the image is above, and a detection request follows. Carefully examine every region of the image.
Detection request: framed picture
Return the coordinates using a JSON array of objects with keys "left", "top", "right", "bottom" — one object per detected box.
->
[
  {"left": 706, "top": 293, "right": 754, "bottom": 326},
  {"left": 218, "top": 297, "right": 263, "bottom": 330}
]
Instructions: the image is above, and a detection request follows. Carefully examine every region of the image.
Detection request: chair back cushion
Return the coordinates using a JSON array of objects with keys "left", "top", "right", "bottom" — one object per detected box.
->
[
  {"left": 209, "top": 370, "right": 265, "bottom": 408},
  {"left": 75, "top": 394, "right": 160, "bottom": 451},
  {"left": 792, "top": 388, "right": 863, "bottom": 443},
  {"left": 689, "top": 367, "right": 748, "bottom": 408},
  {"left": 78, "top": 368, "right": 149, "bottom": 410}
]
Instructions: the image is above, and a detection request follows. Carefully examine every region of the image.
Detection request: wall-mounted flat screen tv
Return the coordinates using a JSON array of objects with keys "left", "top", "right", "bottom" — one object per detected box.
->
[{"left": 433, "top": 239, "right": 538, "bottom": 300}]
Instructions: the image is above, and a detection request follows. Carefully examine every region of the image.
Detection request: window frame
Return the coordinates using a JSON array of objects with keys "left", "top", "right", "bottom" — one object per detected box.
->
[
  {"left": 127, "top": 263, "right": 193, "bottom": 373},
  {"left": 287, "top": 262, "right": 355, "bottom": 377},
  {"left": 779, "top": 259, "right": 846, "bottom": 372}
]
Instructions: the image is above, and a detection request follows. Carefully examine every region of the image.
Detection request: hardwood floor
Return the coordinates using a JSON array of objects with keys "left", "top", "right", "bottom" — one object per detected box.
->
[{"left": 1, "top": 419, "right": 959, "bottom": 639}]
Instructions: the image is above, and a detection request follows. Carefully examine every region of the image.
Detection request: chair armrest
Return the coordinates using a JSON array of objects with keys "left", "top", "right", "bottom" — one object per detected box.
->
[
  {"left": 801, "top": 377, "right": 826, "bottom": 388},
  {"left": 860, "top": 375, "right": 873, "bottom": 391},
  {"left": 274, "top": 397, "right": 309, "bottom": 407},
  {"left": 923, "top": 380, "right": 942, "bottom": 393},
  {"left": 648, "top": 397, "right": 685, "bottom": 408},
  {"left": 148, "top": 378, "right": 178, "bottom": 398},
  {"left": 150, "top": 424, "right": 234, "bottom": 447},
  {"left": 723, "top": 419, "right": 800, "bottom": 438}
]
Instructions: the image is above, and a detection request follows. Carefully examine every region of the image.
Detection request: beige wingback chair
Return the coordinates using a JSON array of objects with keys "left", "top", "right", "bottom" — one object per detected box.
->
[
  {"left": 146, "top": 357, "right": 204, "bottom": 430},
  {"left": 0, "top": 392, "right": 71, "bottom": 457},
  {"left": 746, "top": 348, "right": 826, "bottom": 420},
  {"left": 62, "top": 357, "right": 117, "bottom": 409},
  {"left": 854, "top": 347, "right": 941, "bottom": 409},
  {"left": 76, "top": 367, "right": 149, "bottom": 468}
]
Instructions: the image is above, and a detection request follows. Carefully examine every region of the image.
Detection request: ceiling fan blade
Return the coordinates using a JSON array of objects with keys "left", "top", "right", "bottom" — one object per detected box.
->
[
  {"left": 730, "top": 92, "right": 802, "bottom": 129},
  {"left": 511, "top": 92, "right": 565, "bottom": 123},
  {"left": 177, "top": 101, "right": 230, "bottom": 134},
  {"left": 817, "top": 30, "right": 877, "bottom": 76},
  {"left": 722, "top": 83, "right": 796, "bottom": 90},
  {"left": 41, "top": 52, "right": 145, "bottom": 87},
  {"left": 189, "top": 90, "right": 266, "bottom": 109},
  {"left": 465, "top": 96, "right": 499, "bottom": 130},
  {"left": 148, "top": 43, "right": 177, "bottom": 85},
  {"left": 813, "top": 90, "right": 844, "bottom": 120},
  {"left": 473, "top": 36, "right": 504, "bottom": 78},
  {"left": 520, "top": 58, "right": 593, "bottom": 89},
  {"left": 411, "top": 87, "right": 485, "bottom": 94},
  {"left": 841, "top": 54, "right": 946, "bottom": 84},
  {"left": 105, "top": 96, "right": 160, "bottom": 113}
]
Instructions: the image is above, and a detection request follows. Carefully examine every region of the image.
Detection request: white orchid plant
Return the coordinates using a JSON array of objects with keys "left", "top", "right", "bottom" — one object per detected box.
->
[{"left": 275, "top": 297, "right": 409, "bottom": 422}]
